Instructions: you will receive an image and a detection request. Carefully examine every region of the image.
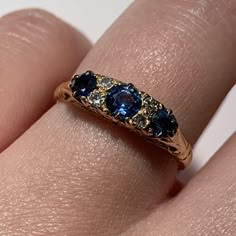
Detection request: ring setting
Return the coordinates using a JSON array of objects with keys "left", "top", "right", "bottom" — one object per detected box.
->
[{"left": 55, "top": 71, "right": 192, "bottom": 169}]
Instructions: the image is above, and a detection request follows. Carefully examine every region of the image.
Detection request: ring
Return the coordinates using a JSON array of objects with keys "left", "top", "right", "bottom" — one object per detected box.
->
[{"left": 54, "top": 71, "right": 192, "bottom": 169}]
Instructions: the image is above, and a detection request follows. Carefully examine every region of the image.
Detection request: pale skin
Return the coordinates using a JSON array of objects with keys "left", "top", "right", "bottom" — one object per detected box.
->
[{"left": 0, "top": 0, "right": 235, "bottom": 235}]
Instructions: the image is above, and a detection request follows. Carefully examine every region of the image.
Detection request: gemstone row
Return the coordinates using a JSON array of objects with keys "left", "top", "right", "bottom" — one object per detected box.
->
[{"left": 70, "top": 71, "right": 178, "bottom": 138}]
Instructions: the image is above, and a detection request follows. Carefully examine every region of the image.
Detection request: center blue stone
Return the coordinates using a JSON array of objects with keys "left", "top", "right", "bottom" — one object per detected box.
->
[
  {"left": 106, "top": 84, "right": 142, "bottom": 120},
  {"left": 70, "top": 71, "right": 97, "bottom": 100},
  {"left": 151, "top": 108, "right": 178, "bottom": 138}
]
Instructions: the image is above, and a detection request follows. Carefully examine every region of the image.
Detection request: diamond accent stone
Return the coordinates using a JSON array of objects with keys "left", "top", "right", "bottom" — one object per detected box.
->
[
  {"left": 98, "top": 77, "right": 114, "bottom": 89},
  {"left": 88, "top": 90, "right": 104, "bottom": 108},
  {"left": 143, "top": 95, "right": 159, "bottom": 114},
  {"left": 133, "top": 114, "right": 149, "bottom": 129}
]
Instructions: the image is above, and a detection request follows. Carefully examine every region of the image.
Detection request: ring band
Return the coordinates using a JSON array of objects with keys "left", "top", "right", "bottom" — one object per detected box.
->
[{"left": 54, "top": 71, "right": 192, "bottom": 169}]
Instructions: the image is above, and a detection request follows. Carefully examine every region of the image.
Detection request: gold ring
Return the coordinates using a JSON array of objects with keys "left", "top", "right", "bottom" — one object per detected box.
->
[{"left": 54, "top": 71, "right": 192, "bottom": 169}]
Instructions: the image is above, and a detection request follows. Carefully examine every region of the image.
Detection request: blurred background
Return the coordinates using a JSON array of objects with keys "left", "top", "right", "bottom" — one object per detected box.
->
[{"left": 0, "top": 0, "right": 235, "bottom": 180}]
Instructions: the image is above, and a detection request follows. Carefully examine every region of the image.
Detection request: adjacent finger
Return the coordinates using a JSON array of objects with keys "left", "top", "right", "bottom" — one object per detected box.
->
[
  {"left": 0, "top": 9, "right": 91, "bottom": 151},
  {"left": 1, "top": 0, "right": 236, "bottom": 235},
  {"left": 123, "top": 133, "right": 236, "bottom": 235}
]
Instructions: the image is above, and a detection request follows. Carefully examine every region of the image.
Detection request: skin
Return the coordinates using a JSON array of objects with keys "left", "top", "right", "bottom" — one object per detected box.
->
[{"left": 0, "top": 0, "right": 235, "bottom": 235}]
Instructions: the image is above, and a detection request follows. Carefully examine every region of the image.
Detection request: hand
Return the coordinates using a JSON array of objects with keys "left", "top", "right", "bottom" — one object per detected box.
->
[{"left": 0, "top": 1, "right": 235, "bottom": 235}]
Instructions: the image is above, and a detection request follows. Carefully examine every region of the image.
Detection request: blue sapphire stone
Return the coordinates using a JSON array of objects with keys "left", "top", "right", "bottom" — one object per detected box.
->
[
  {"left": 106, "top": 84, "right": 142, "bottom": 120},
  {"left": 151, "top": 108, "right": 178, "bottom": 138},
  {"left": 70, "top": 71, "right": 97, "bottom": 100}
]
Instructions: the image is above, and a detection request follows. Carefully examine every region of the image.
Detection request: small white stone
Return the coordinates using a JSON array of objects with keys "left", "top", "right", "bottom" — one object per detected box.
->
[
  {"left": 88, "top": 91, "right": 104, "bottom": 107},
  {"left": 143, "top": 95, "right": 152, "bottom": 105},
  {"left": 98, "top": 77, "right": 114, "bottom": 89},
  {"left": 133, "top": 114, "right": 148, "bottom": 129},
  {"left": 143, "top": 95, "right": 159, "bottom": 114}
]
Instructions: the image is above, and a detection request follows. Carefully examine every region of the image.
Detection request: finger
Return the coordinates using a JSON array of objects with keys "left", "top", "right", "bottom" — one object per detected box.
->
[
  {"left": 123, "top": 133, "right": 236, "bottom": 236},
  {"left": 0, "top": 9, "right": 91, "bottom": 151},
  {"left": 1, "top": 0, "right": 236, "bottom": 235}
]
